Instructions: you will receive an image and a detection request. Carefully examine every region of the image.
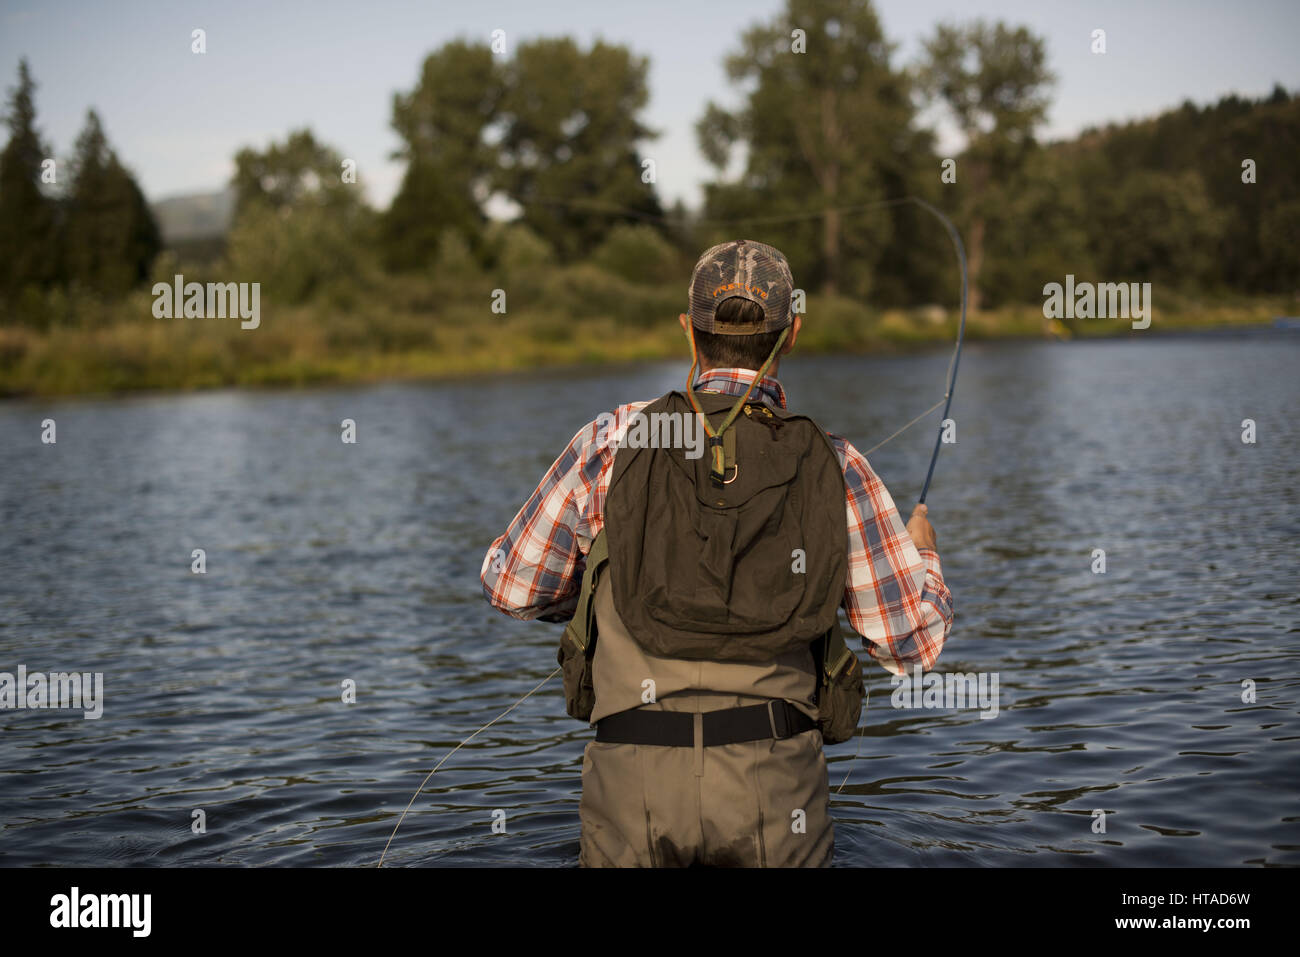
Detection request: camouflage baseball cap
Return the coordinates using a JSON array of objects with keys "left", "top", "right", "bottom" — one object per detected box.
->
[{"left": 688, "top": 239, "right": 795, "bottom": 335}]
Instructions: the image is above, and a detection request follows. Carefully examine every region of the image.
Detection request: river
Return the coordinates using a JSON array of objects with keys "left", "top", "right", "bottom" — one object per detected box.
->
[{"left": 1, "top": 330, "right": 1297, "bottom": 866}]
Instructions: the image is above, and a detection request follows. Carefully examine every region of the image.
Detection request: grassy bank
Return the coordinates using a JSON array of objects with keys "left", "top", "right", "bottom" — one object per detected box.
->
[{"left": 0, "top": 275, "right": 1287, "bottom": 398}]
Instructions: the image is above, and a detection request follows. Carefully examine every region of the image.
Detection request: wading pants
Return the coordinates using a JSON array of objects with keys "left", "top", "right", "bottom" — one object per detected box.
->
[{"left": 578, "top": 691, "right": 834, "bottom": 867}]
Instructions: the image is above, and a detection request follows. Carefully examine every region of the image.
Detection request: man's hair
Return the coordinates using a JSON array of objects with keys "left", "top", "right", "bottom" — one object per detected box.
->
[{"left": 693, "top": 296, "right": 785, "bottom": 369}]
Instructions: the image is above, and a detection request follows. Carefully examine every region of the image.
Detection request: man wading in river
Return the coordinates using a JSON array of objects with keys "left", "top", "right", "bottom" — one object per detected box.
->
[{"left": 482, "top": 240, "right": 954, "bottom": 866}]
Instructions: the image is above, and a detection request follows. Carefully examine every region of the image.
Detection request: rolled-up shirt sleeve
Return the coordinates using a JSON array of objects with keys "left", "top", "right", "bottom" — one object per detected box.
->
[
  {"left": 831, "top": 434, "right": 954, "bottom": 675},
  {"left": 481, "top": 423, "right": 591, "bottom": 622}
]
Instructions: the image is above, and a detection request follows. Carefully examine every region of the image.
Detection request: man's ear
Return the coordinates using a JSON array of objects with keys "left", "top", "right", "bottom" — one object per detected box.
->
[
  {"left": 782, "top": 314, "right": 802, "bottom": 355},
  {"left": 679, "top": 313, "right": 691, "bottom": 336}
]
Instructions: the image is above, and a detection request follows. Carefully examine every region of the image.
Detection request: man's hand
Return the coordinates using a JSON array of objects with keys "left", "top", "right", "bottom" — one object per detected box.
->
[{"left": 906, "top": 503, "right": 938, "bottom": 552}]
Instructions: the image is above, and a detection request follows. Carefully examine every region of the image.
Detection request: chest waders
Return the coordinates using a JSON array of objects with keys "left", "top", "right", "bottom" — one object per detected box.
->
[{"left": 558, "top": 388, "right": 865, "bottom": 745}]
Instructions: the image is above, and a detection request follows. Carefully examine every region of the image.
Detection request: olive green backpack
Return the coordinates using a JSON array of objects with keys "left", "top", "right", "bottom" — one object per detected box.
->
[{"left": 557, "top": 387, "right": 866, "bottom": 742}]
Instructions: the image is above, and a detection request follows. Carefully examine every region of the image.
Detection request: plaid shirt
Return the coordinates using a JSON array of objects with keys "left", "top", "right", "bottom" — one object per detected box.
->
[{"left": 481, "top": 368, "right": 954, "bottom": 674}]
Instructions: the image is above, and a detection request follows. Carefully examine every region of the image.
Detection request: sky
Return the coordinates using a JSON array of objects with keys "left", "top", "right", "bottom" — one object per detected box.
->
[{"left": 2, "top": 0, "right": 1297, "bottom": 210}]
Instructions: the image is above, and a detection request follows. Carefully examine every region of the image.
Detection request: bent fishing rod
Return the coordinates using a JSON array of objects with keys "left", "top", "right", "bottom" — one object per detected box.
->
[
  {"left": 378, "top": 195, "right": 968, "bottom": 863},
  {"left": 905, "top": 197, "right": 968, "bottom": 506}
]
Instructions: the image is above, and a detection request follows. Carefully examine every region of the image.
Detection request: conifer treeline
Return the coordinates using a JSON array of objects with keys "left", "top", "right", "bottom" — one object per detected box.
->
[
  {"left": 1, "top": 1, "right": 1296, "bottom": 327},
  {"left": 0, "top": 60, "right": 160, "bottom": 309}
]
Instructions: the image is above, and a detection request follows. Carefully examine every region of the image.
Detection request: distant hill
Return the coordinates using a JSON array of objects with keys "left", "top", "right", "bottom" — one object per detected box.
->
[{"left": 150, "top": 187, "right": 235, "bottom": 244}]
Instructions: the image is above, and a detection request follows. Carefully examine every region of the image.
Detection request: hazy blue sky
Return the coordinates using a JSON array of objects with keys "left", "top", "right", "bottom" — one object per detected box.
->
[{"left": 2, "top": 0, "right": 1297, "bottom": 208}]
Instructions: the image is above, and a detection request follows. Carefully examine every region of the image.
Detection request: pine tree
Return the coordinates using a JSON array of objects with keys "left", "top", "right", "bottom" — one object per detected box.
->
[
  {"left": 0, "top": 59, "right": 60, "bottom": 301},
  {"left": 63, "top": 109, "right": 161, "bottom": 296}
]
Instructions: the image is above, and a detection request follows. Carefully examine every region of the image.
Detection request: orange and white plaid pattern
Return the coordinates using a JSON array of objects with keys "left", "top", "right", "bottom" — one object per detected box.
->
[{"left": 482, "top": 368, "right": 954, "bottom": 674}]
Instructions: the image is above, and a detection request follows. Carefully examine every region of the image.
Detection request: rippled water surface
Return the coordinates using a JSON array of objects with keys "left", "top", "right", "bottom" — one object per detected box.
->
[{"left": 1, "top": 332, "right": 1297, "bottom": 866}]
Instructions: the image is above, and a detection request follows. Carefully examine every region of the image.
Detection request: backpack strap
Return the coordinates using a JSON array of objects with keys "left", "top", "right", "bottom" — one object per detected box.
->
[
  {"left": 722, "top": 425, "right": 737, "bottom": 482},
  {"left": 684, "top": 324, "right": 791, "bottom": 486}
]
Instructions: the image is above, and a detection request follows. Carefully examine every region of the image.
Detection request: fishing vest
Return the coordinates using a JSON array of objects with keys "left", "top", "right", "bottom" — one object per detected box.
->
[{"left": 558, "top": 390, "right": 865, "bottom": 742}]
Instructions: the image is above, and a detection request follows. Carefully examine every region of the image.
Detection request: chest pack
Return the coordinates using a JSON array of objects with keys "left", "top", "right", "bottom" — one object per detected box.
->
[{"left": 557, "top": 390, "right": 865, "bottom": 742}]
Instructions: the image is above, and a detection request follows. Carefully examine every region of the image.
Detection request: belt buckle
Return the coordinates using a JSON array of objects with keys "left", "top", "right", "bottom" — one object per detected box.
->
[{"left": 766, "top": 700, "right": 789, "bottom": 739}]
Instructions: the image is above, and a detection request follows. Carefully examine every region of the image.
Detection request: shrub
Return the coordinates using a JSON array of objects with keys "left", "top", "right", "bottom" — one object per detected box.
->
[{"left": 591, "top": 224, "right": 682, "bottom": 285}]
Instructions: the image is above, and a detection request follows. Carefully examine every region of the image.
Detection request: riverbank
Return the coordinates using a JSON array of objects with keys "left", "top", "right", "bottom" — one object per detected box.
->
[{"left": 0, "top": 288, "right": 1287, "bottom": 398}]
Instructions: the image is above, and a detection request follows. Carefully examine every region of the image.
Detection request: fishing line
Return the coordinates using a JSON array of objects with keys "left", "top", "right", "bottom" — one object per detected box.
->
[
  {"left": 380, "top": 196, "right": 966, "bottom": 857},
  {"left": 377, "top": 665, "right": 561, "bottom": 867},
  {"left": 861, "top": 397, "right": 945, "bottom": 456},
  {"left": 835, "top": 684, "right": 869, "bottom": 794}
]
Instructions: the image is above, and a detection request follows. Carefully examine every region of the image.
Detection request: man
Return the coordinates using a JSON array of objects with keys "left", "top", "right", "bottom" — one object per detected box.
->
[{"left": 482, "top": 239, "right": 954, "bottom": 867}]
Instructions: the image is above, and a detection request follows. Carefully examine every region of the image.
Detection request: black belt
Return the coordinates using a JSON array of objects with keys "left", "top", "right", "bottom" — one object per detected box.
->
[{"left": 595, "top": 700, "right": 816, "bottom": 747}]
